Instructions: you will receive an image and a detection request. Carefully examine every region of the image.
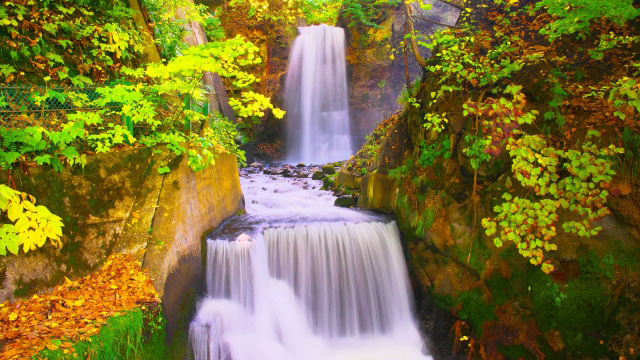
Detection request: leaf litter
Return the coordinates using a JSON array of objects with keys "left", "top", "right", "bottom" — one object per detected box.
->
[{"left": 0, "top": 254, "right": 159, "bottom": 359}]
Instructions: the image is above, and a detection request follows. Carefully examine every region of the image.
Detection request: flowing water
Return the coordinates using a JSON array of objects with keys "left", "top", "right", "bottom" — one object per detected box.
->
[
  {"left": 189, "top": 170, "right": 433, "bottom": 360},
  {"left": 285, "top": 25, "right": 353, "bottom": 164}
]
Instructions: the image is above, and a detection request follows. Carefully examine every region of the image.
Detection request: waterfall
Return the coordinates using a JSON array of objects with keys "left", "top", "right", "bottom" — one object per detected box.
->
[
  {"left": 189, "top": 172, "right": 432, "bottom": 360},
  {"left": 285, "top": 25, "right": 353, "bottom": 164},
  {"left": 266, "top": 222, "right": 418, "bottom": 338}
]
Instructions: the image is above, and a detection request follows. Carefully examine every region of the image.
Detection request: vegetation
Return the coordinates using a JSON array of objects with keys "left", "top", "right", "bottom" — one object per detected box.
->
[
  {"left": 0, "top": 254, "right": 159, "bottom": 358},
  {"left": 0, "top": 185, "right": 63, "bottom": 256},
  {"left": 336, "top": 0, "right": 640, "bottom": 358}
]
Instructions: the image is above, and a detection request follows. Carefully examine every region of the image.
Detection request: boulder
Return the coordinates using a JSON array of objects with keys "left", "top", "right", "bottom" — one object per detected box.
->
[
  {"left": 312, "top": 171, "right": 325, "bottom": 180},
  {"left": 322, "top": 165, "right": 336, "bottom": 175},
  {"left": 334, "top": 196, "right": 358, "bottom": 208},
  {"left": 358, "top": 171, "right": 398, "bottom": 213}
]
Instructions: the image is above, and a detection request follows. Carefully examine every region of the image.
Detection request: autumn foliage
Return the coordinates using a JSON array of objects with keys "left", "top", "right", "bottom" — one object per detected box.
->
[{"left": 0, "top": 254, "right": 159, "bottom": 359}]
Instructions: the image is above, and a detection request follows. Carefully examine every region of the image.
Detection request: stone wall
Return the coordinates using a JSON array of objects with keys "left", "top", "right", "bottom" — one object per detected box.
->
[{"left": 0, "top": 148, "right": 243, "bottom": 328}]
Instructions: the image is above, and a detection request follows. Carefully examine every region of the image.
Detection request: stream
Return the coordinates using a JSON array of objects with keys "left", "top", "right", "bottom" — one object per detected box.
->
[{"left": 189, "top": 166, "right": 433, "bottom": 360}]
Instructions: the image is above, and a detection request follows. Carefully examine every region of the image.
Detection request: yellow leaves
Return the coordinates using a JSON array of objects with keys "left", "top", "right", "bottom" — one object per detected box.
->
[
  {"left": 6, "top": 201, "right": 22, "bottom": 222},
  {"left": 1, "top": 186, "right": 64, "bottom": 256},
  {"left": 8, "top": 312, "right": 18, "bottom": 321},
  {"left": 272, "top": 107, "right": 286, "bottom": 119}
]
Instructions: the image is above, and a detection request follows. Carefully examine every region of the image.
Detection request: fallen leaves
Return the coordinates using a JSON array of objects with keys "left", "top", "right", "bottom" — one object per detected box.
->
[{"left": 0, "top": 254, "right": 159, "bottom": 359}]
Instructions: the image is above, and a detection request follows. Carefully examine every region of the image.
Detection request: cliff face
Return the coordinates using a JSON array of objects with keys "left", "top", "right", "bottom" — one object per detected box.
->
[
  {"left": 338, "top": 108, "right": 640, "bottom": 359},
  {"left": 335, "top": 0, "right": 640, "bottom": 355},
  {"left": 338, "top": 1, "right": 459, "bottom": 149}
]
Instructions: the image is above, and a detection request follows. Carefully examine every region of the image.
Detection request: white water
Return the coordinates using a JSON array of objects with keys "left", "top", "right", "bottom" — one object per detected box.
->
[
  {"left": 285, "top": 25, "right": 353, "bottom": 164},
  {"left": 190, "top": 172, "right": 432, "bottom": 360}
]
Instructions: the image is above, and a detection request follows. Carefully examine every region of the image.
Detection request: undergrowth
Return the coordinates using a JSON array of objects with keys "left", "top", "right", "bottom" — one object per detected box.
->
[{"left": 34, "top": 307, "right": 166, "bottom": 360}]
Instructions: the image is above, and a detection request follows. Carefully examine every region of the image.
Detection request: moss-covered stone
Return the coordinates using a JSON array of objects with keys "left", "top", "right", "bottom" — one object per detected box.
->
[
  {"left": 358, "top": 171, "right": 398, "bottom": 213},
  {"left": 322, "top": 165, "right": 337, "bottom": 175},
  {"left": 311, "top": 170, "right": 324, "bottom": 180}
]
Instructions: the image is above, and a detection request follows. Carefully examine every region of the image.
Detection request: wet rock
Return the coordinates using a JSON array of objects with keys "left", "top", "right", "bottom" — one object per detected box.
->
[
  {"left": 322, "top": 165, "right": 336, "bottom": 175},
  {"left": 236, "top": 233, "right": 252, "bottom": 242},
  {"left": 336, "top": 168, "right": 362, "bottom": 188},
  {"left": 263, "top": 169, "right": 272, "bottom": 175},
  {"left": 334, "top": 196, "right": 357, "bottom": 208},
  {"left": 296, "top": 173, "right": 309, "bottom": 178},
  {"left": 297, "top": 162, "right": 306, "bottom": 167},
  {"left": 249, "top": 162, "right": 261, "bottom": 168},
  {"left": 312, "top": 171, "right": 325, "bottom": 180},
  {"left": 358, "top": 171, "right": 397, "bottom": 213}
]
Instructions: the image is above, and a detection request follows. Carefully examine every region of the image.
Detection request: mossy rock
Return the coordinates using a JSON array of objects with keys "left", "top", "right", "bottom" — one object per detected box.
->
[
  {"left": 312, "top": 170, "right": 325, "bottom": 180},
  {"left": 322, "top": 165, "right": 337, "bottom": 175},
  {"left": 334, "top": 196, "right": 358, "bottom": 208}
]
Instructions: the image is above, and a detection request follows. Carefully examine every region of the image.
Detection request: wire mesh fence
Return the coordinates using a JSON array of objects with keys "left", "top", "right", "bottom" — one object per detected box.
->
[
  {"left": 0, "top": 85, "right": 209, "bottom": 137},
  {"left": 0, "top": 85, "right": 119, "bottom": 131}
]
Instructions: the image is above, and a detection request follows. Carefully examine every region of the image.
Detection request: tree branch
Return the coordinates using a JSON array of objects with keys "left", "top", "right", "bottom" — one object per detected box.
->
[{"left": 403, "top": 1, "right": 427, "bottom": 68}]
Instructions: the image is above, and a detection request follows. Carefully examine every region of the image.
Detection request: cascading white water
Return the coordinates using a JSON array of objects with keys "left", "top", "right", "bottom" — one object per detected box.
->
[
  {"left": 285, "top": 25, "right": 353, "bottom": 164},
  {"left": 266, "top": 222, "right": 419, "bottom": 338},
  {"left": 189, "top": 172, "right": 432, "bottom": 360}
]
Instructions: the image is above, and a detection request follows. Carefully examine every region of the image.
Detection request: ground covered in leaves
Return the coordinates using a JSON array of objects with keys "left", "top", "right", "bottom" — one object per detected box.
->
[{"left": 0, "top": 254, "right": 159, "bottom": 359}]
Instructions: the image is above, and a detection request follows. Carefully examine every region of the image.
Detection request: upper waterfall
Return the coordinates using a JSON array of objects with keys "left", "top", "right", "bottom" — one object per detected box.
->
[{"left": 285, "top": 25, "right": 353, "bottom": 164}]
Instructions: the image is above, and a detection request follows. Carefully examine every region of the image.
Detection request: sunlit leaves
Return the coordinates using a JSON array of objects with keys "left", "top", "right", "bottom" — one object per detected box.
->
[
  {"left": 0, "top": 185, "right": 63, "bottom": 256},
  {"left": 483, "top": 135, "right": 624, "bottom": 273}
]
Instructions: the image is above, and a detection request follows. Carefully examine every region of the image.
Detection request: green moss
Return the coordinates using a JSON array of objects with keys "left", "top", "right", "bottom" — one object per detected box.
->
[
  {"left": 456, "top": 288, "right": 496, "bottom": 337},
  {"left": 485, "top": 274, "right": 512, "bottom": 306},
  {"left": 431, "top": 292, "right": 456, "bottom": 310},
  {"left": 453, "top": 235, "right": 492, "bottom": 275},
  {"left": 168, "top": 288, "right": 197, "bottom": 359},
  {"left": 13, "top": 276, "right": 32, "bottom": 298},
  {"left": 527, "top": 252, "right": 620, "bottom": 358},
  {"left": 498, "top": 344, "right": 535, "bottom": 359}
]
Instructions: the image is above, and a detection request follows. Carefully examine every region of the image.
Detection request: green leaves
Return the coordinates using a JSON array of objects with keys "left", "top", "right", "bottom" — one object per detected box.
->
[
  {"left": 485, "top": 134, "right": 622, "bottom": 274},
  {"left": 536, "top": 0, "right": 640, "bottom": 42},
  {"left": 419, "top": 137, "right": 451, "bottom": 167}
]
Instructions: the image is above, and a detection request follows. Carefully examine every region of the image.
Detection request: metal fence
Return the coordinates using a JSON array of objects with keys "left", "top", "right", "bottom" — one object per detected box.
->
[{"left": 0, "top": 85, "right": 209, "bottom": 137}]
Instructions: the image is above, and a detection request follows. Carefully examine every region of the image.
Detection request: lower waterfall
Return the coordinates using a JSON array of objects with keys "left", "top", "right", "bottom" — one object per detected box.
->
[{"left": 189, "top": 172, "right": 432, "bottom": 360}]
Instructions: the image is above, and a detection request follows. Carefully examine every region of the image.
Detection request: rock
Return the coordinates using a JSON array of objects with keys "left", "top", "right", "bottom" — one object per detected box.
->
[
  {"left": 336, "top": 168, "right": 361, "bottom": 188},
  {"left": 297, "top": 162, "right": 306, "bottom": 167},
  {"left": 358, "top": 171, "right": 398, "bottom": 213},
  {"left": 236, "top": 233, "right": 252, "bottom": 242},
  {"left": 544, "top": 329, "right": 565, "bottom": 352},
  {"left": 312, "top": 171, "right": 325, "bottom": 180},
  {"left": 322, "top": 165, "right": 336, "bottom": 175},
  {"left": 263, "top": 169, "right": 272, "bottom": 175},
  {"left": 281, "top": 168, "right": 291, "bottom": 175},
  {"left": 334, "top": 196, "right": 357, "bottom": 208},
  {"left": 249, "top": 162, "right": 261, "bottom": 168},
  {"left": 296, "top": 173, "right": 309, "bottom": 178}
]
